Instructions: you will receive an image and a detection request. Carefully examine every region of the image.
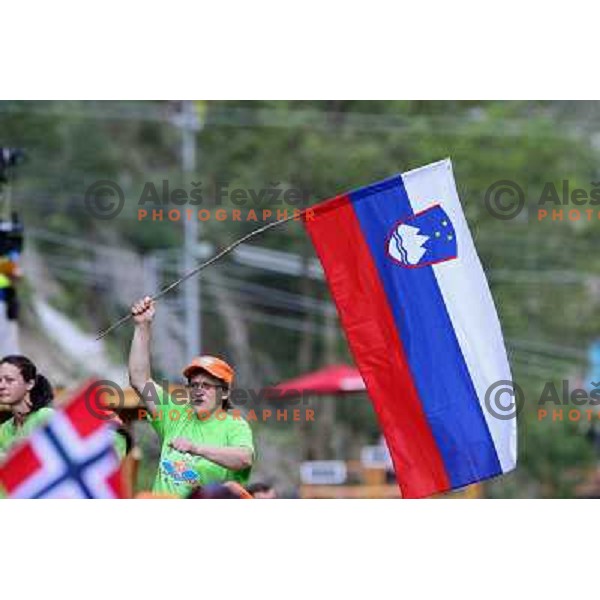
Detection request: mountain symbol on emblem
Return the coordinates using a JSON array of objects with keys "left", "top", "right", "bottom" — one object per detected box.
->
[{"left": 387, "top": 204, "right": 457, "bottom": 268}]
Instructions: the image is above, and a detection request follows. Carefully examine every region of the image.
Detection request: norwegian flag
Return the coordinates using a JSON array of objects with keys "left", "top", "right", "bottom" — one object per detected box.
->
[{"left": 0, "top": 380, "right": 124, "bottom": 498}]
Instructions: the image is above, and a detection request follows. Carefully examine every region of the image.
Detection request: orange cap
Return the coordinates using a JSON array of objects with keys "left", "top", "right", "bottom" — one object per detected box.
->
[{"left": 182, "top": 355, "right": 235, "bottom": 386}]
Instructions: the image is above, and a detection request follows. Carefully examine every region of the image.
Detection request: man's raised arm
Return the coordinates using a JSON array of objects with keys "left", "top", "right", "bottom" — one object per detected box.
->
[{"left": 128, "top": 296, "right": 159, "bottom": 416}]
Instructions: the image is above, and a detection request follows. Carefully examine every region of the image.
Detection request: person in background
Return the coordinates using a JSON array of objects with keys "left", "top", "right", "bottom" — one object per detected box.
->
[
  {"left": 0, "top": 355, "right": 53, "bottom": 460},
  {"left": 247, "top": 482, "right": 277, "bottom": 499},
  {"left": 0, "top": 355, "right": 129, "bottom": 463},
  {"left": 107, "top": 412, "right": 132, "bottom": 461},
  {"left": 188, "top": 482, "right": 253, "bottom": 499}
]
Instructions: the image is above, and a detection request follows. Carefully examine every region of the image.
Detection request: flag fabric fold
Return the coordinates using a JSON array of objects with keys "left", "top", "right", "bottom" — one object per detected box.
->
[{"left": 303, "top": 158, "right": 517, "bottom": 498}]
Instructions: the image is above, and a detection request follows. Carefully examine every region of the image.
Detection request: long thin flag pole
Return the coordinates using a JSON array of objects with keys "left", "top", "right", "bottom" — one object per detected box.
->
[{"left": 96, "top": 212, "right": 300, "bottom": 340}]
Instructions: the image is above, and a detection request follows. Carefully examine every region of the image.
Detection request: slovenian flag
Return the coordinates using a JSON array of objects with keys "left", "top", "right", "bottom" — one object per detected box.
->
[{"left": 304, "top": 158, "right": 516, "bottom": 498}]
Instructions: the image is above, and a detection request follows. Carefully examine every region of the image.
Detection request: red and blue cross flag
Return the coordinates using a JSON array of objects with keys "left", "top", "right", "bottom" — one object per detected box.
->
[{"left": 0, "top": 381, "right": 124, "bottom": 499}]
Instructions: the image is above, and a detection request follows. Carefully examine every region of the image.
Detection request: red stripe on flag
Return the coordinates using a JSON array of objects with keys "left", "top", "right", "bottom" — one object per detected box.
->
[
  {"left": 304, "top": 195, "right": 450, "bottom": 498},
  {"left": 0, "top": 441, "right": 42, "bottom": 494}
]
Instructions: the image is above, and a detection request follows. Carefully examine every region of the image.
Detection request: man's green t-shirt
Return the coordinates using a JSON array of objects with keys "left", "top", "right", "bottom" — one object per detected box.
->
[
  {"left": 146, "top": 383, "right": 254, "bottom": 497},
  {"left": 0, "top": 407, "right": 54, "bottom": 463}
]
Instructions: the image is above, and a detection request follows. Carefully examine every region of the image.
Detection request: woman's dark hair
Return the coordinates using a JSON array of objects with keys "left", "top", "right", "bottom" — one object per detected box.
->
[{"left": 0, "top": 355, "right": 54, "bottom": 411}]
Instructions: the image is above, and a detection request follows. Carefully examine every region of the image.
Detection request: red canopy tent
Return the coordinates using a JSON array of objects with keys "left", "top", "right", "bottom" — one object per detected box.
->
[{"left": 265, "top": 364, "right": 366, "bottom": 398}]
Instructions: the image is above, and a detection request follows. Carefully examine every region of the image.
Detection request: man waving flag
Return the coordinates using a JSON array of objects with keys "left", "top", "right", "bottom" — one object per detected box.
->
[{"left": 304, "top": 158, "right": 517, "bottom": 498}]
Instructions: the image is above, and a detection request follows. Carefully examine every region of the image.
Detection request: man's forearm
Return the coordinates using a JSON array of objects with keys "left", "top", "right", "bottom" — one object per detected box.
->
[
  {"left": 190, "top": 445, "right": 253, "bottom": 471},
  {"left": 128, "top": 323, "right": 152, "bottom": 391}
]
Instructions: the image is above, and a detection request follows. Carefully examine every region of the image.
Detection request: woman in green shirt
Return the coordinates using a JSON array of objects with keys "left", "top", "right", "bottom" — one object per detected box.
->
[
  {"left": 0, "top": 355, "right": 129, "bottom": 465},
  {"left": 0, "top": 355, "right": 54, "bottom": 460}
]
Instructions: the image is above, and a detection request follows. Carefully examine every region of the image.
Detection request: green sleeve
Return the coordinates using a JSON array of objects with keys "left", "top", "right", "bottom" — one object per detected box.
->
[{"left": 226, "top": 418, "right": 255, "bottom": 456}]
